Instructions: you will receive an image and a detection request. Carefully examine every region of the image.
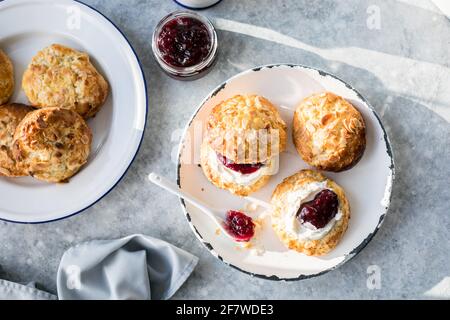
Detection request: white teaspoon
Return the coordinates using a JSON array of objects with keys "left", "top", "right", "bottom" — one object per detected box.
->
[{"left": 149, "top": 172, "right": 243, "bottom": 241}]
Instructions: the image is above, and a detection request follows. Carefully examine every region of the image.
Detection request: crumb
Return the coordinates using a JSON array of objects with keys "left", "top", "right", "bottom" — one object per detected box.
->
[
  {"left": 242, "top": 242, "right": 253, "bottom": 249},
  {"left": 244, "top": 202, "right": 259, "bottom": 212},
  {"left": 215, "top": 228, "right": 221, "bottom": 235},
  {"left": 250, "top": 247, "right": 266, "bottom": 256},
  {"left": 253, "top": 218, "right": 264, "bottom": 230},
  {"left": 258, "top": 210, "right": 271, "bottom": 220},
  {"left": 201, "top": 188, "right": 205, "bottom": 192},
  {"left": 197, "top": 164, "right": 202, "bottom": 168}
]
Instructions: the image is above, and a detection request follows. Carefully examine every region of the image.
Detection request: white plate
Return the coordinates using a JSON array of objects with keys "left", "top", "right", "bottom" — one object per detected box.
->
[
  {"left": 0, "top": 0, "right": 147, "bottom": 223},
  {"left": 177, "top": 64, "right": 394, "bottom": 280}
]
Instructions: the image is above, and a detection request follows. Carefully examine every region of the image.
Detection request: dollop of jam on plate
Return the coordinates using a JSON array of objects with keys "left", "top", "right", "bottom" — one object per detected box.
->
[
  {"left": 157, "top": 16, "right": 211, "bottom": 68},
  {"left": 224, "top": 210, "right": 255, "bottom": 242},
  {"left": 297, "top": 189, "right": 339, "bottom": 229},
  {"left": 217, "top": 154, "right": 263, "bottom": 174}
]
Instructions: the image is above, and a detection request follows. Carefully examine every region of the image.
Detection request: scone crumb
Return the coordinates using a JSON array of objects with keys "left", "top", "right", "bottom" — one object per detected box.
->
[
  {"left": 241, "top": 242, "right": 253, "bottom": 249},
  {"left": 243, "top": 202, "right": 259, "bottom": 212},
  {"left": 253, "top": 218, "right": 264, "bottom": 230},
  {"left": 250, "top": 247, "right": 266, "bottom": 256}
]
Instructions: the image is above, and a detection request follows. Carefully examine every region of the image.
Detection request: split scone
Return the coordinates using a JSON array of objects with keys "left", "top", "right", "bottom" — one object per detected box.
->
[
  {"left": 12, "top": 107, "right": 92, "bottom": 183},
  {"left": 293, "top": 92, "right": 366, "bottom": 172},
  {"left": 0, "top": 49, "right": 14, "bottom": 105},
  {"left": 22, "top": 44, "right": 109, "bottom": 119},
  {"left": 201, "top": 95, "right": 287, "bottom": 196},
  {"left": 271, "top": 170, "right": 350, "bottom": 256},
  {"left": 0, "top": 103, "right": 34, "bottom": 177}
]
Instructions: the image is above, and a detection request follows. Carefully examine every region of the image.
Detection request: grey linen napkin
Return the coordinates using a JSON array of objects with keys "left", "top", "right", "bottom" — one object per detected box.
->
[
  {"left": 0, "top": 280, "right": 57, "bottom": 300},
  {"left": 0, "top": 234, "right": 198, "bottom": 300}
]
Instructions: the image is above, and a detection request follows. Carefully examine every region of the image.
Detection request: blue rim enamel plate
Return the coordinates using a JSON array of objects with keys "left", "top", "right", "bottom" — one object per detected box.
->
[
  {"left": 0, "top": 0, "right": 147, "bottom": 223},
  {"left": 177, "top": 64, "right": 394, "bottom": 280}
]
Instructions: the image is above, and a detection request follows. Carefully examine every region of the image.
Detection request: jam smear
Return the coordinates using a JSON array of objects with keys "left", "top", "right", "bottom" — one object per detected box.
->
[
  {"left": 157, "top": 16, "right": 211, "bottom": 68},
  {"left": 217, "top": 154, "right": 263, "bottom": 174},
  {"left": 224, "top": 211, "right": 255, "bottom": 242},
  {"left": 297, "top": 189, "right": 339, "bottom": 229}
]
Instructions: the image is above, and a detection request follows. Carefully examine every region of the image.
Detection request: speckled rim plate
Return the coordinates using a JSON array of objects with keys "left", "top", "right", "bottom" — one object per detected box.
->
[
  {"left": 0, "top": 0, "right": 147, "bottom": 223},
  {"left": 177, "top": 64, "right": 394, "bottom": 280}
]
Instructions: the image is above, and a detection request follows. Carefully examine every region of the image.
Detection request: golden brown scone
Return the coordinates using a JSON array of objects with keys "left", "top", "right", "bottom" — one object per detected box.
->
[
  {"left": 0, "top": 49, "right": 14, "bottom": 105},
  {"left": 293, "top": 92, "right": 366, "bottom": 172},
  {"left": 12, "top": 107, "right": 92, "bottom": 183},
  {"left": 22, "top": 44, "right": 109, "bottom": 118},
  {"left": 200, "top": 139, "right": 272, "bottom": 196},
  {"left": 0, "top": 103, "right": 34, "bottom": 177},
  {"left": 271, "top": 170, "right": 350, "bottom": 256},
  {"left": 206, "top": 95, "right": 287, "bottom": 164}
]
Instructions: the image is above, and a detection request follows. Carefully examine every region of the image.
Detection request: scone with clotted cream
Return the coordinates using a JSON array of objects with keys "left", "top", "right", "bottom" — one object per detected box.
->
[{"left": 201, "top": 94, "right": 287, "bottom": 196}]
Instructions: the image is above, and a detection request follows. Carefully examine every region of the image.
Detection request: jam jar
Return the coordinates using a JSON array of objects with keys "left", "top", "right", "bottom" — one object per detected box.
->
[{"left": 152, "top": 11, "right": 218, "bottom": 80}]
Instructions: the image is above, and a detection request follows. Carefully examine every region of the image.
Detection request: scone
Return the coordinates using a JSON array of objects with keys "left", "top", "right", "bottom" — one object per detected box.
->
[
  {"left": 293, "top": 92, "right": 366, "bottom": 172},
  {"left": 12, "top": 107, "right": 92, "bottom": 183},
  {"left": 0, "top": 103, "right": 34, "bottom": 177},
  {"left": 0, "top": 49, "right": 14, "bottom": 105},
  {"left": 271, "top": 170, "right": 350, "bottom": 256},
  {"left": 22, "top": 44, "right": 109, "bottom": 118},
  {"left": 201, "top": 95, "right": 287, "bottom": 196}
]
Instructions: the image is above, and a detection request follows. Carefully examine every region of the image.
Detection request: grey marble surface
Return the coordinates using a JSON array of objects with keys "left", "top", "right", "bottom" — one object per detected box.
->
[{"left": 0, "top": 0, "right": 449, "bottom": 299}]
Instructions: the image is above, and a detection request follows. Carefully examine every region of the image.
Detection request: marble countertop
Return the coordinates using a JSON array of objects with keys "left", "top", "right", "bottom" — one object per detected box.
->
[{"left": 0, "top": 0, "right": 449, "bottom": 299}]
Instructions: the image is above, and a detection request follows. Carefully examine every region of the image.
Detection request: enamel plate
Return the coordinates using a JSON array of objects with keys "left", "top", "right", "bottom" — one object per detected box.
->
[
  {"left": 178, "top": 64, "right": 394, "bottom": 280},
  {"left": 0, "top": 0, "right": 147, "bottom": 223}
]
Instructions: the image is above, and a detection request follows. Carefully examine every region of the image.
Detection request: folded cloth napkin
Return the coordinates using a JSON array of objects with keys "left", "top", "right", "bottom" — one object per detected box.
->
[
  {"left": 0, "top": 234, "right": 198, "bottom": 300},
  {"left": 0, "top": 280, "right": 57, "bottom": 300},
  {"left": 431, "top": 0, "right": 450, "bottom": 19}
]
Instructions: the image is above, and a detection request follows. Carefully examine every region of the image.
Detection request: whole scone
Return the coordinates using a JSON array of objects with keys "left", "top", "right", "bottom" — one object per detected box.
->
[
  {"left": 293, "top": 92, "right": 366, "bottom": 172},
  {"left": 206, "top": 95, "right": 287, "bottom": 164},
  {"left": 12, "top": 107, "right": 92, "bottom": 183},
  {"left": 0, "top": 49, "right": 14, "bottom": 105},
  {"left": 271, "top": 169, "right": 350, "bottom": 256},
  {"left": 22, "top": 44, "right": 109, "bottom": 118},
  {"left": 0, "top": 103, "right": 34, "bottom": 177}
]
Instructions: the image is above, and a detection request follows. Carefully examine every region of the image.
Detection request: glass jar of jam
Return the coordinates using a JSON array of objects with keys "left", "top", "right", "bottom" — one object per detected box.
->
[{"left": 152, "top": 11, "right": 218, "bottom": 80}]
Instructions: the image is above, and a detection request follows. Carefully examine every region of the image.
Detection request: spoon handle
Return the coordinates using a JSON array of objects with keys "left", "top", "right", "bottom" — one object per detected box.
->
[{"left": 148, "top": 172, "right": 218, "bottom": 219}]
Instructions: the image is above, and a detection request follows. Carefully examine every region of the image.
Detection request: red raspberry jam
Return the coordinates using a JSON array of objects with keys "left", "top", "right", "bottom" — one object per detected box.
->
[
  {"left": 217, "top": 154, "right": 263, "bottom": 174},
  {"left": 152, "top": 11, "right": 218, "bottom": 80},
  {"left": 224, "top": 211, "right": 255, "bottom": 242},
  {"left": 297, "top": 189, "right": 339, "bottom": 229},
  {"left": 157, "top": 16, "right": 211, "bottom": 68}
]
